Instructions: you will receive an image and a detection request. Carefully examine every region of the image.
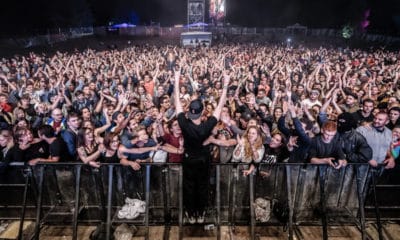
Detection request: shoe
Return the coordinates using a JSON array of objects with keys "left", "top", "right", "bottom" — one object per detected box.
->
[
  {"left": 133, "top": 199, "right": 146, "bottom": 213},
  {"left": 185, "top": 211, "right": 196, "bottom": 224},
  {"left": 125, "top": 197, "right": 135, "bottom": 205},
  {"left": 197, "top": 211, "right": 205, "bottom": 224},
  {"left": 117, "top": 205, "right": 129, "bottom": 219}
]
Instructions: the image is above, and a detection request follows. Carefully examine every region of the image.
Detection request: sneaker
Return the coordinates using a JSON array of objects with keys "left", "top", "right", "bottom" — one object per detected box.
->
[
  {"left": 117, "top": 205, "right": 130, "bottom": 219},
  {"left": 185, "top": 211, "right": 196, "bottom": 224},
  {"left": 197, "top": 211, "right": 205, "bottom": 224},
  {"left": 133, "top": 199, "right": 146, "bottom": 213},
  {"left": 125, "top": 197, "right": 135, "bottom": 205}
]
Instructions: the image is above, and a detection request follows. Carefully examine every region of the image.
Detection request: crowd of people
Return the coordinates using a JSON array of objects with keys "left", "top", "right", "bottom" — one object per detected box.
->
[{"left": 0, "top": 42, "right": 399, "bottom": 222}]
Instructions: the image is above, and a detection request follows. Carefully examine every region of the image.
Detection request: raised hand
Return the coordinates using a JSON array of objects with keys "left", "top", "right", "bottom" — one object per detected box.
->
[
  {"left": 223, "top": 72, "right": 230, "bottom": 87},
  {"left": 260, "top": 123, "right": 271, "bottom": 137},
  {"left": 236, "top": 135, "right": 244, "bottom": 146},
  {"left": 221, "top": 113, "right": 231, "bottom": 126},
  {"left": 288, "top": 136, "right": 299, "bottom": 148}
]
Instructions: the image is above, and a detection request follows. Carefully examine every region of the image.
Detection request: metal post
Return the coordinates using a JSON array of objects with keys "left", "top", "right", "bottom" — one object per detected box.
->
[
  {"left": 249, "top": 173, "right": 255, "bottom": 240},
  {"left": 371, "top": 169, "right": 383, "bottom": 240},
  {"left": 293, "top": 166, "right": 306, "bottom": 221},
  {"left": 18, "top": 167, "right": 31, "bottom": 240},
  {"left": 356, "top": 166, "right": 366, "bottom": 240},
  {"left": 286, "top": 166, "right": 294, "bottom": 240},
  {"left": 106, "top": 165, "right": 114, "bottom": 240},
  {"left": 178, "top": 165, "right": 183, "bottom": 240},
  {"left": 230, "top": 166, "right": 238, "bottom": 234},
  {"left": 318, "top": 166, "right": 328, "bottom": 240},
  {"left": 72, "top": 165, "right": 81, "bottom": 240},
  {"left": 216, "top": 165, "right": 221, "bottom": 240},
  {"left": 163, "top": 165, "right": 170, "bottom": 240},
  {"left": 145, "top": 165, "right": 151, "bottom": 240},
  {"left": 335, "top": 166, "right": 347, "bottom": 207},
  {"left": 34, "top": 165, "right": 45, "bottom": 240},
  {"left": 94, "top": 168, "right": 107, "bottom": 221}
]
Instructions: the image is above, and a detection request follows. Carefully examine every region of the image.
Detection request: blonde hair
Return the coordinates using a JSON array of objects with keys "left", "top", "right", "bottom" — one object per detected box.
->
[{"left": 243, "top": 125, "right": 264, "bottom": 159}]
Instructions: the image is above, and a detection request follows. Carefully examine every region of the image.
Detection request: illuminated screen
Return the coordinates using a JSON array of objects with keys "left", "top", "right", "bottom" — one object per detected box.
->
[{"left": 210, "top": 0, "right": 225, "bottom": 21}]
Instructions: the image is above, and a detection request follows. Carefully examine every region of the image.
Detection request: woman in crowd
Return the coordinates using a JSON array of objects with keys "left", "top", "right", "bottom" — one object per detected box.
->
[
  {"left": 0, "top": 129, "right": 14, "bottom": 164},
  {"left": 77, "top": 127, "right": 104, "bottom": 167},
  {"left": 232, "top": 125, "right": 265, "bottom": 176},
  {"left": 8, "top": 127, "right": 47, "bottom": 163},
  {"left": 100, "top": 132, "right": 122, "bottom": 164}
]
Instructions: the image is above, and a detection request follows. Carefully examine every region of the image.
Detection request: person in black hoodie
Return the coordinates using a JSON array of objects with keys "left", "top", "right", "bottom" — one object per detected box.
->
[
  {"left": 278, "top": 101, "right": 312, "bottom": 163},
  {"left": 337, "top": 112, "right": 372, "bottom": 163}
]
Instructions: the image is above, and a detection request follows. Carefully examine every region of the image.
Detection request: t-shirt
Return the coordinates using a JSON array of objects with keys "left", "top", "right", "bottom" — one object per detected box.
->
[
  {"left": 163, "top": 133, "right": 183, "bottom": 163},
  {"left": 352, "top": 110, "right": 374, "bottom": 126},
  {"left": 5, "top": 145, "right": 26, "bottom": 163},
  {"left": 26, "top": 141, "right": 49, "bottom": 161},
  {"left": 177, "top": 112, "right": 218, "bottom": 159},
  {"left": 100, "top": 151, "right": 120, "bottom": 163},
  {"left": 50, "top": 137, "right": 73, "bottom": 162},
  {"left": 308, "top": 135, "right": 346, "bottom": 161}
]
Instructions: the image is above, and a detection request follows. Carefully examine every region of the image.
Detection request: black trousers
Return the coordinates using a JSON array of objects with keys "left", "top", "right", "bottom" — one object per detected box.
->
[{"left": 183, "top": 155, "right": 210, "bottom": 215}]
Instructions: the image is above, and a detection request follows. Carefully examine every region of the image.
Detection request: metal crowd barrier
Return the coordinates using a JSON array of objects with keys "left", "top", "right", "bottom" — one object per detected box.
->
[{"left": 0, "top": 162, "right": 398, "bottom": 240}]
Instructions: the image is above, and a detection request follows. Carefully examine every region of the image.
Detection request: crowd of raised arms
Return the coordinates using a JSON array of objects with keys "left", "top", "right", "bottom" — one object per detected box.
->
[{"left": 0, "top": 43, "right": 399, "bottom": 175}]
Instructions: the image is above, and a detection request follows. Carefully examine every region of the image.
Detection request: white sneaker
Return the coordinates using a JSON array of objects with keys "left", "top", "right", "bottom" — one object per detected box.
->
[
  {"left": 185, "top": 212, "right": 196, "bottom": 224},
  {"left": 125, "top": 197, "right": 135, "bottom": 205},
  {"left": 126, "top": 207, "right": 140, "bottom": 219},
  {"left": 197, "top": 211, "right": 205, "bottom": 224},
  {"left": 133, "top": 199, "right": 146, "bottom": 213},
  {"left": 117, "top": 205, "right": 130, "bottom": 219}
]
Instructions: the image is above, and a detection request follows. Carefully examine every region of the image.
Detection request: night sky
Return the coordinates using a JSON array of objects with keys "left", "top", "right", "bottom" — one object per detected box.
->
[{"left": 0, "top": 0, "right": 399, "bottom": 36}]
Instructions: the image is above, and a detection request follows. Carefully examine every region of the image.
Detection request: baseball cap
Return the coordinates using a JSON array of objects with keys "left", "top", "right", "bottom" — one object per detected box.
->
[{"left": 188, "top": 99, "right": 204, "bottom": 120}]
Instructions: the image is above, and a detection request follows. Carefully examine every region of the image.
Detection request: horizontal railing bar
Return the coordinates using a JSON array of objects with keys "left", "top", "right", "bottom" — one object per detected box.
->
[
  {"left": 6, "top": 161, "right": 379, "bottom": 167},
  {"left": 0, "top": 184, "right": 27, "bottom": 187},
  {"left": 365, "top": 206, "right": 400, "bottom": 209},
  {"left": 375, "top": 185, "right": 400, "bottom": 188},
  {"left": 0, "top": 217, "right": 36, "bottom": 220}
]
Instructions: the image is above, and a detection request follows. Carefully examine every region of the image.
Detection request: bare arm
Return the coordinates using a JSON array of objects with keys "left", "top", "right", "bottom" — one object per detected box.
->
[
  {"left": 213, "top": 73, "right": 230, "bottom": 121},
  {"left": 174, "top": 69, "right": 183, "bottom": 114},
  {"left": 94, "top": 108, "right": 112, "bottom": 136},
  {"left": 77, "top": 146, "right": 102, "bottom": 164}
]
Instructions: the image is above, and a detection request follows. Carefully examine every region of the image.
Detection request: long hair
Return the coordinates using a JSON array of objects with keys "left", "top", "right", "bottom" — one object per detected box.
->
[
  {"left": 103, "top": 132, "right": 119, "bottom": 150},
  {"left": 243, "top": 125, "right": 264, "bottom": 160},
  {"left": 77, "top": 127, "right": 93, "bottom": 148}
]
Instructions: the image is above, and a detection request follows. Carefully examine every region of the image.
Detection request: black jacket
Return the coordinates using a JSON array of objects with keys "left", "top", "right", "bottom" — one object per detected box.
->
[{"left": 339, "top": 129, "right": 372, "bottom": 163}]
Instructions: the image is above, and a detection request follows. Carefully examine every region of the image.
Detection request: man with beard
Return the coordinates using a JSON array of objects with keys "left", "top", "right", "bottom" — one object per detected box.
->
[{"left": 357, "top": 112, "right": 395, "bottom": 169}]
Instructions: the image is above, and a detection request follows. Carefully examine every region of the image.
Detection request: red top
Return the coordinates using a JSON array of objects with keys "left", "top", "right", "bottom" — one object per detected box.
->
[{"left": 163, "top": 133, "right": 183, "bottom": 163}]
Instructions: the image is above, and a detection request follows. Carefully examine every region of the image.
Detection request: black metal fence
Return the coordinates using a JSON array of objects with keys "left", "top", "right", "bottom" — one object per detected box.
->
[{"left": 0, "top": 162, "right": 397, "bottom": 240}]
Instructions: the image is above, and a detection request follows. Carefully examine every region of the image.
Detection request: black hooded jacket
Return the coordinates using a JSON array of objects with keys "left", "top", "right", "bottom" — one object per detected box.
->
[{"left": 339, "top": 129, "right": 372, "bottom": 163}]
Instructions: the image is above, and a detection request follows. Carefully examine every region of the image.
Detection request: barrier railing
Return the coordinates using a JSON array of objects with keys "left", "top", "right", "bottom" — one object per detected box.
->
[
  {"left": 0, "top": 162, "right": 398, "bottom": 240},
  {"left": 0, "top": 162, "right": 35, "bottom": 240}
]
